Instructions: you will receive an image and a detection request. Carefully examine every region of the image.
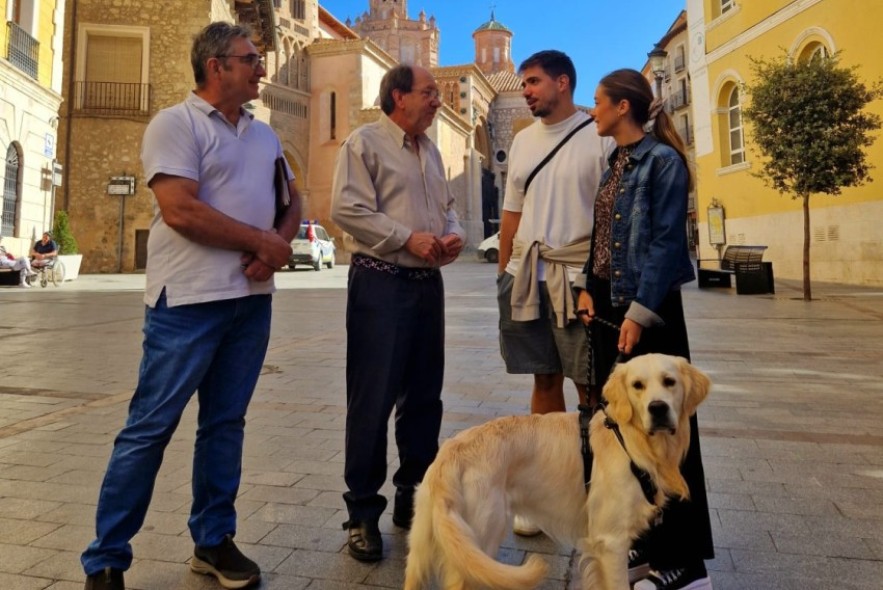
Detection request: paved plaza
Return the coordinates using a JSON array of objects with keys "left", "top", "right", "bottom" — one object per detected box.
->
[{"left": 0, "top": 260, "right": 881, "bottom": 590}]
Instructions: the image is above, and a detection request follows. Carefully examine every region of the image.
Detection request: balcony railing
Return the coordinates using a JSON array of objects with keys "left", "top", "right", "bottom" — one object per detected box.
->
[
  {"left": 668, "top": 89, "right": 691, "bottom": 111},
  {"left": 678, "top": 124, "right": 694, "bottom": 146},
  {"left": 74, "top": 81, "right": 151, "bottom": 116},
  {"left": 674, "top": 55, "right": 686, "bottom": 73},
  {"left": 6, "top": 21, "right": 39, "bottom": 79}
]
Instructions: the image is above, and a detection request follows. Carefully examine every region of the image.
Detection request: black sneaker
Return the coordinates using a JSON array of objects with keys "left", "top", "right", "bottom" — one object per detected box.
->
[
  {"left": 191, "top": 534, "right": 261, "bottom": 589},
  {"left": 84, "top": 568, "right": 124, "bottom": 590},
  {"left": 628, "top": 547, "right": 650, "bottom": 584},
  {"left": 633, "top": 564, "right": 712, "bottom": 590}
]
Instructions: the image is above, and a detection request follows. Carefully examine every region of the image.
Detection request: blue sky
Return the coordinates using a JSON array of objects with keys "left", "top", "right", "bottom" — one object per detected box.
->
[{"left": 319, "top": 0, "right": 687, "bottom": 106}]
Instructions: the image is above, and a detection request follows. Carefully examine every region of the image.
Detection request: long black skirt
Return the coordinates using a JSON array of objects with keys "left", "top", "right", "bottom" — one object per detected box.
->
[{"left": 589, "top": 278, "right": 714, "bottom": 567}]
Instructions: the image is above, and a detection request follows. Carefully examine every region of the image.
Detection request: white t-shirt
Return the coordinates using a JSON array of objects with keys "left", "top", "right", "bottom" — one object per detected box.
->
[
  {"left": 503, "top": 110, "right": 613, "bottom": 281},
  {"left": 141, "top": 92, "right": 288, "bottom": 308}
]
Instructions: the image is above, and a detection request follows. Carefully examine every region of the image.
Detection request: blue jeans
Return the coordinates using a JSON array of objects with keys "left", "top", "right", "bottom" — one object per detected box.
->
[{"left": 81, "top": 292, "right": 271, "bottom": 575}]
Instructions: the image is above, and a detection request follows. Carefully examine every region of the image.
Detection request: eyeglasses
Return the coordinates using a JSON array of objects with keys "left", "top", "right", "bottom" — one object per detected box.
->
[
  {"left": 217, "top": 53, "right": 265, "bottom": 70},
  {"left": 417, "top": 88, "right": 441, "bottom": 101}
]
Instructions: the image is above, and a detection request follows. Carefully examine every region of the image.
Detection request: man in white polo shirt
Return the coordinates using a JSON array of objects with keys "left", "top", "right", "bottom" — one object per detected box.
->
[{"left": 81, "top": 22, "right": 301, "bottom": 590}]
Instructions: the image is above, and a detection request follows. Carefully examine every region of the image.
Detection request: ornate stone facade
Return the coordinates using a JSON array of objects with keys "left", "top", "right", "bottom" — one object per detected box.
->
[{"left": 59, "top": 1, "right": 532, "bottom": 271}]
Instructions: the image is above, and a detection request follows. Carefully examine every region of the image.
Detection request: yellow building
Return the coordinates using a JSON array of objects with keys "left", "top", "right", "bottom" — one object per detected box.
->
[
  {"left": 0, "top": 0, "right": 66, "bottom": 257},
  {"left": 688, "top": 0, "right": 883, "bottom": 286}
]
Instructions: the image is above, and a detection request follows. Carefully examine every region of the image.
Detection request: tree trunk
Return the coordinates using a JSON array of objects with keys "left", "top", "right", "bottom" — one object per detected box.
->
[{"left": 802, "top": 193, "right": 812, "bottom": 301}]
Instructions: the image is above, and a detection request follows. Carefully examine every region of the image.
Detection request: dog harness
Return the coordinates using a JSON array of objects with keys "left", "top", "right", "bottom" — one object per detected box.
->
[{"left": 578, "top": 403, "right": 660, "bottom": 512}]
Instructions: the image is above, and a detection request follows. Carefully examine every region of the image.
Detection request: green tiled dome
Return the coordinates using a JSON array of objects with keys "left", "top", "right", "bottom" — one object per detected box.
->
[{"left": 474, "top": 11, "right": 511, "bottom": 33}]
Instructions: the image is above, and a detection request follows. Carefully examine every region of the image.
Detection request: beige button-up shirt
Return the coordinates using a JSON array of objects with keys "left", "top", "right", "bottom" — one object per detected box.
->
[{"left": 331, "top": 113, "right": 465, "bottom": 269}]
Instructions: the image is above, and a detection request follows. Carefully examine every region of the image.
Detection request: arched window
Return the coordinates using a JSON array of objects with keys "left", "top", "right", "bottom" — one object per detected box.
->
[
  {"left": 2, "top": 143, "right": 22, "bottom": 236},
  {"left": 798, "top": 41, "right": 830, "bottom": 64},
  {"left": 727, "top": 87, "right": 744, "bottom": 165}
]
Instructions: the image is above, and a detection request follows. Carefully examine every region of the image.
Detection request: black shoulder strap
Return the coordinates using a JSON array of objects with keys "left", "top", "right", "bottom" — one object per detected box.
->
[{"left": 523, "top": 116, "right": 594, "bottom": 195}]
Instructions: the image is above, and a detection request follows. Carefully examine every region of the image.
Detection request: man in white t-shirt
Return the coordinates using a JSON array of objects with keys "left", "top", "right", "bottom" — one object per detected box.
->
[{"left": 497, "top": 51, "right": 612, "bottom": 535}]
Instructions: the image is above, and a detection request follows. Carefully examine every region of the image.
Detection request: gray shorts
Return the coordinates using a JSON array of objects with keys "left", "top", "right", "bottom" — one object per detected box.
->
[{"left": 497, "top": 272, "right": 589, "bottom": 384}]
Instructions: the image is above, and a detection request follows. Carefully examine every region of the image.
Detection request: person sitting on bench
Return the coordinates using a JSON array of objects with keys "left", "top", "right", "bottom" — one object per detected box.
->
[{"left": 0, "top": 235, "right": 36, "bottom": 288}]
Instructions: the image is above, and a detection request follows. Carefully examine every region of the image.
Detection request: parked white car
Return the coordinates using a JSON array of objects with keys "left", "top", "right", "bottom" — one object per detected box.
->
[
  {"left": 288, "top": 221, "right": 335, "bottom": 271},
  {"left": 477, "top": 232, "right": 500, "bottom": 263}
]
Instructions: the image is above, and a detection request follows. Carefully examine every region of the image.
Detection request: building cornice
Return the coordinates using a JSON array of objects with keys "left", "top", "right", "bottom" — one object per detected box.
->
[
  {"left": 433, "top": 63, "right": 496, "bottom": 99},
  {"left": 306, "top": 38, "right": 398, "bottom": 70},
  {"left": 0, "top": 62, "right": 64, "bottom": 109}
]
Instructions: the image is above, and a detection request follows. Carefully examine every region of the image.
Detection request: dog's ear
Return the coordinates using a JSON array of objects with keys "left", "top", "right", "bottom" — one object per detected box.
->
[
  {"left": 602, "top": 362, "right": 633, "bottom": 424},
  {"left": 678, "top": 357, "right": 711, "bottom": 416}
]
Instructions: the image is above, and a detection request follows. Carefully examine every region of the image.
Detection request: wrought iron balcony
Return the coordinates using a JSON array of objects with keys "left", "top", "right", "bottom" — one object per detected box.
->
[
  {"left": 6, "top": 21, "right": 39, "bottom": 79},
  {"left": 678, "top": 124, "right": 694, "bottom": 146},
  {"left": 74, "top": 81, "right": 151, "bottom": 116}
]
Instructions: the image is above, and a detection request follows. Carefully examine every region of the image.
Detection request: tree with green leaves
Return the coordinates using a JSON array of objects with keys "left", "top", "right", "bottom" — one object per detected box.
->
[{"left": 743, "top": 52, "right": 882, "bottom": 301}]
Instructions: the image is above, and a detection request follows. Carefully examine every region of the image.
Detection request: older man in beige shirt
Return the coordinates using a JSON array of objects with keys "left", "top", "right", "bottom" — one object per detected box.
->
[{"left": 331, "top": 64, "right": 465, "bottom": 562}]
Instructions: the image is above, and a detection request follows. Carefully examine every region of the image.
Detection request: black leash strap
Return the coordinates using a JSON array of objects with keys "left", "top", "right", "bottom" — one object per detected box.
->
[
  {"left": 577, "top": 403, "right": 595, "bottom": 491},
  {"left": 524, "top": 116, "right": 594, "bottom": 195}
]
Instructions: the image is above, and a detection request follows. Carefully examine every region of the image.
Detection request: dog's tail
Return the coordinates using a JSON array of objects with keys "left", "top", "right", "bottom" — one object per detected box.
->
[{"left": 430, "top": 460, "right": 548, "bottom": 590}]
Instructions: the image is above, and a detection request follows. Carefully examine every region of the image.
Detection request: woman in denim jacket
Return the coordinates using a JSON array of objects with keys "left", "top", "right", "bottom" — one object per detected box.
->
[{"left": 575, "top": 69, "right": 714, "bottom": 590}]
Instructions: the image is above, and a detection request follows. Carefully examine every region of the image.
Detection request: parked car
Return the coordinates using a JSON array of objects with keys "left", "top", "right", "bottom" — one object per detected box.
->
[
  {"left": 477, "top": 232, "right": 500, "bottom": 263},
  {"left": 288, "top": 221, "right": 335, "bottom": 271}
]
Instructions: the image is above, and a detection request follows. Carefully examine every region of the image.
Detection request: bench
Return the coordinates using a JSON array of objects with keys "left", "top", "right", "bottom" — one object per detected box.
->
[
  {"left": 0, "top": 268, "right": 18, "bottom": 286},
  {"left": 697, "top": 245, "right": 775, "bottom": 294}
]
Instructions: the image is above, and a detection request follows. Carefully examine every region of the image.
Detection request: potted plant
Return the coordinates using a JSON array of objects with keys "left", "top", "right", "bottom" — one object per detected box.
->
[{"left": 53, "top": 210, "right": 82, "bottom": 281}]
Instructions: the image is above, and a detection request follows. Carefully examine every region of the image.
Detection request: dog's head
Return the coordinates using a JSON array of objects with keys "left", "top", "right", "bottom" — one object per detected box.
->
[{"left": 602, "top": 354, "right": 711, "bottom": 435}]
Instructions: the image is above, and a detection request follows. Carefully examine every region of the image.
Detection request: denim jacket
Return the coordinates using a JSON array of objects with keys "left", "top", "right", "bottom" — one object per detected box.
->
[{"left": 576, "top": 134, "right": 695, "bottom": 327}]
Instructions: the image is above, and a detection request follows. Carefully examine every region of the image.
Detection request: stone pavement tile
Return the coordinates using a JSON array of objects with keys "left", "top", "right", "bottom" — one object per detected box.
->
[
  {"left": 36, "top": 503, "right": 95, "bottom": 527},
  {"left": 130, "top": 531, "right": 194, "bottom": 562},
  {"left": 361, "top": 557, "right": 404, "bottom": 588},
  {"left": 717, "top": 508, "right": 811, "bottom": 535},
  {"left": 274, "top": 548, "right": 378, "bottom": 582},
  {"left": 0, "top": 543, "right": 58, "bottom": 574},
  {"left": 771, "top": 531, "right": 875, "bottom": 559},
  {"left": 29, "top": 524, "right": 93, "bottom": 552},
  {"left": 0, "top": 572, "right": 56, "bottom": 590},
  {"left": 836, "top": 499, "right": 883, "bottom": 520},
  {"left": 253, "top": 503, "right": 337, "bottom": 527},
  {"left": 232, "top": 517, "right": 277, "bottom": 544},
  {"left": 707, "top": 490, "right": 756, "bottom": 511},
  {"left": 261, "top": 523, "right": 347, "bottom": 553},
  {"left": 866, "top": 537, "right": 883, "bottom": 560},
  {"left": 733, "top": 548, "right": 883, "bottom": 590},
  {"left": 43, "top": 582, "right": 81, "bottom": 590},
  {"left": 240, "top": 470, "right": 304, "bottom": 488},
  {"left": 306, "top": 491, "right": 346, "bottom": 511},
  {"left": 294, "top": 474, "right": 349, "bottom": 493},
  {"left": 0, "top": 449, "right": 63, "bottom": 467},
  {"left": 708, "top": 522, "right": 776, "bottom": 553},
  {"left": 706, "top": 477, "right": 789, "bottom": 498},
  {"left": 239, "top": 483, "right": 320, "bottom": 505},
  {"left": 302, "top": 580, "right": 387, "bottom": 590},
  {"left": 0, "top": 497, "right": 62, "bottom": 520},
  {"left": 0, "top": 480, "right": 100, "bottom": 504},
  {"left": 21, "top": 549, "right": 81, "bottom": 584},
  {"left": 751, "top": 494, "right": 840, "bottom": 516},
  {"left": 0, "top": 517, "right": 62, "bottom": 544},
  {"left": 139, "top": 510, "right": 189, "bottom": 537},
  {"left": 285, "top": 459, "right": 347, "bottom": 477},
  {"left": 803, "top": 513, "right": 883, "bottom": 540}
]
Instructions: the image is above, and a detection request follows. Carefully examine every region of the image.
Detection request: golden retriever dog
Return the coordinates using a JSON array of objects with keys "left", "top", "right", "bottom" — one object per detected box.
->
[{"left": 403, "top": 353, "right": 711, "bottom": 590}]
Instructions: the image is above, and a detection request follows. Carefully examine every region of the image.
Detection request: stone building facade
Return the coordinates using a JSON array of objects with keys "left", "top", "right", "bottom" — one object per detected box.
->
[
  {"left": 0, "top": 0, "right": 66, "bottom": 258},
  {"left": 58, "top": 1, "right": 532, "bottom": 272}
]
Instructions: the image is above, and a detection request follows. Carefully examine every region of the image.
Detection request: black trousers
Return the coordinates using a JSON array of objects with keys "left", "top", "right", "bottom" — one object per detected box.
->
[
  {"left": 590, "top": 279, "right": 715, "bottom": 568},
  {"left": 342, "top": 265, "right": 445, "bottom": 524}
]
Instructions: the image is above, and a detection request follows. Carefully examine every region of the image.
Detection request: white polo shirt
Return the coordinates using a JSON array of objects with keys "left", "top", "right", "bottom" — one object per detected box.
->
[{"left": 141, "top": 92, "right": 288, "bottom": 307}]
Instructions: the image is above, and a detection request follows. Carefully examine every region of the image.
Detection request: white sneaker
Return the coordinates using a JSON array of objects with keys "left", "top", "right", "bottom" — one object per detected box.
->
[
  {"left": 18, "top": 282, "right": 31, "bottom": 288},
  {"left": 512, "top": 514, "right": 541, "bottom": 537}
]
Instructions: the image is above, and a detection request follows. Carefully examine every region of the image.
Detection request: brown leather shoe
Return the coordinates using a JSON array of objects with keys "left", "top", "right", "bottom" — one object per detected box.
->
[{"left": 345, "top": 520, "right": 382, "bottom": 562}]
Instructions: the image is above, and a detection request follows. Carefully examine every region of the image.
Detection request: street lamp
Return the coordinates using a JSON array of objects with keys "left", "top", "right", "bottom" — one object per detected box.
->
[{"left": 647, "top": 44, "right": 667, "bottom": 97}]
